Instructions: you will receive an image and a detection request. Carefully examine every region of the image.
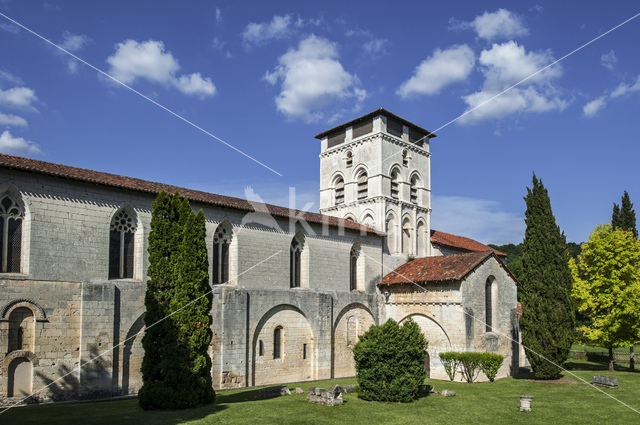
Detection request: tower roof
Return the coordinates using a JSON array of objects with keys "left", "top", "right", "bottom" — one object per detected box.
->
[{"left": 313, "top": 108, "right": 437, "bottom": 140}]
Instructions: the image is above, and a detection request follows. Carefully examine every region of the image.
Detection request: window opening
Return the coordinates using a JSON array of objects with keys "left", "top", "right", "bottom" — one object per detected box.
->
[
  {"left": 290, "top": 238, "right": 302, "bottom": 288},
  {"left": 335, "top": 177, "right": 345, "bottom": 205},
  {"left": 109, "top": 209, "right": 136, "bottom": 279},
  {"left": 357, "top": 171, "right": 368, "bottom": 200},
  {"left": 0, "top": 195, "right": 23, "bottom": 273},
  {"left": 213, "top": 224, "right": 231, "bottom": 284},
  {"left": 274, "top": 327, "right": 282, "bottom": 359},
  {"left": 391, "top": 169, "right": 400, "bottom": 199}
]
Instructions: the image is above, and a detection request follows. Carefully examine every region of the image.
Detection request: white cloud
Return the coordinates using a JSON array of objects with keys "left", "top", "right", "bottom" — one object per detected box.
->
[
  {"left": 0, "top": 86, "right": 39, "bottom": 111},
  {"left": 264, "top": 35, "right": 366, "bottom": 122},
  {"left": 583, "top": 96, "right": 607, "bottom": 117},
  {"left": 106, "top": 39, "right": 216, "bottom": 97},
  {"left": 242, "top": 15, "right": 293, "bottom": 45},
  {"left": 60, "top": 32, "right": 91, "bottom": 52},
  {"left": 173, "top": 73, "right": 216, "bottom": 97},
  {"left": 601, "top": 50, "right": 617, "bottom": 72},
  {"left": 431, "top": 195, "right": 525, "bottom": 245},
  {"left": 397, "top": 45, "right": 475, "bottom": 98},
  {"left": 363, "top": 38, "right": 389, "bottom": 58},
  {"left": 0, "top": 22, "right": 19, "bottom": 34},
  {"left": 59, "top": 32, "right": 91, "bottom": 73},
  {"left": 583, "top": 75, "right": 640, "bottom": 117},
  {"left": 212, "top": 37, "right": 232, "bottom": 58},
  {"left": 0, "top": 130, "right": 41, "bottom": 155},
  {"left": 0, "top": 70, "right": 23, "bottom": 85},
  {"left": 215, "top": 8, "right": 222, "bottom": 24},
  {"left": 471, "top": 9, "right": 529, "bottom": 41},
  {"left": 0, "top": 113, "right": 28, "bottom": 127},
  {"left": 459, "top": 41, "right": 566, "bottom": 124}
]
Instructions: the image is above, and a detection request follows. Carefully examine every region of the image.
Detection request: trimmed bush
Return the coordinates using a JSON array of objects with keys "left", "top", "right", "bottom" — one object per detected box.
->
[
  {"left": 480, "top": 353, "right": 504, "bottom": 382},
  {"left": 458, "top": 352, "right": 484, "bottom": 383},
  {"left": 353, "top": 318, "right": 427, "bottom": 402},
  {"left": 439, "top": 352, "right": 461, "bottom": 381}
]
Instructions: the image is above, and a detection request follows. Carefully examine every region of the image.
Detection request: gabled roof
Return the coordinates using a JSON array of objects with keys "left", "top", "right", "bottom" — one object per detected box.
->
[
  {"left": 379, "top": 251, "right": 495, "bottom": 285},
  {"left": 0, "top": 153, "right": 383, "bottom": 236},
  {"left": 431, "top": 229, "right": 506, "bottom": 258},
  {"left": 313, "top": 108, "right": 437, "bottom": 140}
]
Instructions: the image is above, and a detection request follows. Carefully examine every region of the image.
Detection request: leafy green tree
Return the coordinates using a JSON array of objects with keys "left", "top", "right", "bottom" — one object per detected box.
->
[
  {"left": 353, "top": 318, "right": 427, "bottom": 402},
  {"left": 520, "top": 174, "right": 575, "bottom": 379},
  {"left": 139, "top": 191, "right": 215, "bottom": 409},
  {"left": 612, "top": 191, "right": 637, "bottom": 238},
  {"left": 570, "top": 223, "right": 640, "bottom": 371}
]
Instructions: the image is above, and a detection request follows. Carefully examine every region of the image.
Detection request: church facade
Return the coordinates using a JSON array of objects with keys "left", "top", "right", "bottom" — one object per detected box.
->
[{"left": 0, "top": 109, "right": 519, "bottom": 404}]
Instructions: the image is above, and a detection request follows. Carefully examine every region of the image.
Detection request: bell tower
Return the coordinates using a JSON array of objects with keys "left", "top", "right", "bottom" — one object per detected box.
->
[{"left": 315, "top": 108, "right": 436, "bottom": 258}]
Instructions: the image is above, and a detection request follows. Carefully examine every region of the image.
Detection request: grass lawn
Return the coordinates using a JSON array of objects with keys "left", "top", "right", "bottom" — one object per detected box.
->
[
  {"left": 2, "top": 360, "right": 640, "bottom": 425},
  {"left": 571, "top": 344, "right": 640, "bottom": 353}
]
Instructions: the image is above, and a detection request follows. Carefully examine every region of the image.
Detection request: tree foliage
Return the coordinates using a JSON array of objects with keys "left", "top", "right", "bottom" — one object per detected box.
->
[
  {"left": 353, "top": 318, "right": 427, "bottom": 402},
  {"left": 570, "top": 223, "right": 640, "bottom": 371},
  {"left": 612, "top": 191, "right": 637, "bottom": 238},
  {"left": 139, "top": 191, "right": 215, "bottom": 410},
  {"left": 520, "top": 174, "right": 575, "bottom": 379}
]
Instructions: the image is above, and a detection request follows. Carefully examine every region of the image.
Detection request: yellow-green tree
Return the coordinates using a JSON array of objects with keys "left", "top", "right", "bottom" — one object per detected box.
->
[{"left": 570, "top": 223, "right": 640, "bottom": 371}]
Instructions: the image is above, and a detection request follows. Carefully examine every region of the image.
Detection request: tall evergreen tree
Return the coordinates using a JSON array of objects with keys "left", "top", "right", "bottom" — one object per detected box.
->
[
  {"left": 612, "top": 191, "right": 637, "bottom": 238},
  {"left": 520, "top": 174, "right": 575, "bottom": 379},
  {"left": 611, "top": 191, "right": 638, "bottom": 368},
  {"left": 139, "top": 191, "right": 215, "bottom": 409}
]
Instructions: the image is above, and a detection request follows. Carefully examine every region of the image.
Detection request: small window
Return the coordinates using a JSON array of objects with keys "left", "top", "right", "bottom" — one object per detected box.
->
[
  {"left": 350, "top": 244, "right": 359, "bottom": 291},
  {"left": 303, "top": 343, "right": 307, "bottom": 360},
  {"left": 335, "top": 177, "right": 345, "bottom": 205},
  {"left": 274, "top": 327, "right": 283, "bottom": 359},
  {"left": 0, "top": 195, "right": 23, "bottom": 273},
  {"left": 259, "top": 340, "right": 264, "bottom": 356},
  {"left": 213, "top": 223, "right": 232, "bottom": 284},
  {"left": 109, "top": 209, "right": 136, "bottom": 279},
  {"left": 485, "top": 277, "right": 495, "bottom": 332},
  {"left": 357, "top": 171, "right": 368, "bottom": 200},
  {"left": 345, "top": 151, "right": 353, "bottom": 168},
  {"left": 387, "top": 117, "right": 403, "bottom": 138},
  {"left": 402, "top": 150, "right": 409, "bottom": 167},
  {"left": 290, "top": 237, "right": 302, "bottom": 288},
  {"left": 352, "top": 117, "right": 373, "bottom": 139}
]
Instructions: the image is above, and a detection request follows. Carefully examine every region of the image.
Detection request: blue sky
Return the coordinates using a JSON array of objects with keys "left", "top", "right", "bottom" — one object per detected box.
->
[{"left": 0, "top": 1, "right": 639, "bottom": 245}]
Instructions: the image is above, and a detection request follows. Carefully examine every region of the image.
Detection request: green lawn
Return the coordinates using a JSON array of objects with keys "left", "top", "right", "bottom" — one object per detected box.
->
[
  {"left": 571, "top": 344, "right": 640, "bottom": 354},
  {"left": 3, "top": 360, "right": 640, "bottom": 425}
]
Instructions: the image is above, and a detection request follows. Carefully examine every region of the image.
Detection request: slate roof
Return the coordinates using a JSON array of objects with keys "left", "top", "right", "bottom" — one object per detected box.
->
[
  {"left": 431, "top": 229, "right": 506, "bottom": 258},
  {"left": 0, "top": 153, "right": 383, "bottom": 235},
  {"left": 379, "top": 251, "right": 495, "bottom": 286}
]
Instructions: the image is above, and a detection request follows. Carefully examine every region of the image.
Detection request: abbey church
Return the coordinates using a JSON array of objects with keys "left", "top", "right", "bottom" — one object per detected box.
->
[{"left": 0, "top": 108, "right": 520, "bottom": 404}]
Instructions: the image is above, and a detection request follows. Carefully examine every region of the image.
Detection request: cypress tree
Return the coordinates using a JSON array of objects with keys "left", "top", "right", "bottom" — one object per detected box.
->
[
  {"left": 139, "top": 191, "right": 214, "bottom": 409},
  {"left": 520, "top": 174, "right": 575, "bottom": 379},
  {"left": 612, "top": 191, "right": 637, "bottom": 238},
  {"left": 611, "top": 191, "right": 638, "bottom": 369}
]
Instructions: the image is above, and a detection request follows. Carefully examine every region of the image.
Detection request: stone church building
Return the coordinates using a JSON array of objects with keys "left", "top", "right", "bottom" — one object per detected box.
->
[{"left": 0, "top": 109, "right": 519, "bottom": 404}]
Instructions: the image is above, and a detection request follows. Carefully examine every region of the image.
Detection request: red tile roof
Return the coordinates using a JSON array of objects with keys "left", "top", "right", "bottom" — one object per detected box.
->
[
  {"left": 379, "top": 251, "right": 496, "bottom": 285},
  {"left": 0, "top": 153, "right": 383, "bottom": 235},
  {"left": 431, "top": 229, "right": 506, "bottom": 257}
]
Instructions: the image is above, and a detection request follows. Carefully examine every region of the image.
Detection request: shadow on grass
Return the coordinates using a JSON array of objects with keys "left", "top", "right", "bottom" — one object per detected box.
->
[{"left": 216, "top": 388, "right": 266, "bottom": 404}]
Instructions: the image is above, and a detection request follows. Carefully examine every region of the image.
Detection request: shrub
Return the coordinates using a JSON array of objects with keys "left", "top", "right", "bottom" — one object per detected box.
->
[
  {"left": 480, "top": 353, "right": 504, "bottom": 382},
  {"left": 458, "top": 352, "right": 484, "bottom": 383},
  {"left": 439, "top": 352, "right": 461, "bottom": 381},
  {"left": 353, "top": 318, "right": 427, "bottom": 402}
]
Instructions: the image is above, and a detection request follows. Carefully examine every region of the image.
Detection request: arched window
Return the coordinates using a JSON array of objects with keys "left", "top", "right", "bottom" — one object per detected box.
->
[
  {"left": 485, "top": 277, "right": 496, "bottom": 332},
  {"left": 350, "top": 243, "right": 360, "bottom": 291},
  {"left": 109, "top": 208, "right": 136, "bottom": 279},
  {"left": 273, "top": 326, "right": 283, "bottom": 359},
  {"left": 416, "top": 220, "right": 427, "bottom": 257},
  {"left": 259, "top": 340, "right": 264, "bottom": 356},
  {"left": 347, "top": 315, "right": 358, "bottom": 346},
  {"left": 290, "top": 237, "right": 302, "bottom": 288},
  {"left": 357, "top": 170, "right": 368, "bottom": 200},
  {"left": 390, "top": 168, "right": 400, "bottom": 199},
  {"left": 410, "top": 175, "right": 420, "bottom": 204},
  {"left": 0, "top": 195, "right": 23, "bottom": 273},
  {"left": 402, "top": 149, "right": 409, "bottom": 167},
  {"left": 213, "top": 223, "right": 232, "bottom": 284},
  {"left": 335, "top": 176, "right": 345, "bottom": 205},
  {"left": 9, "top": 307, "right": 34, "bottom": 352}
]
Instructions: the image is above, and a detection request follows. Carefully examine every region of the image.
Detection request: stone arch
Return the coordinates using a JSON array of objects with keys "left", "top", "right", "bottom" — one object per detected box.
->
[
  {"left": 251, "top": 305, "right": 314, "bottom": 386},
  {"left": 416, "top": 219, "right": 427, "bottom": 257},
  {"left": 343, "top": 213, "right": 357, "bottom": 223},
  {"left": 7, "top": 357, "right": 33, "bottom": 398},
  {"left": 385, "top": 211, "right": 398, "bottom": 254},
  {"left": 402, "top": 215, "right": 413, "bottom": 256},
  {"left": 409, "top": 172, "right": 422, "bottom": 204},
  {"left": 332, "top": 173, "right": 346, "bottom": 205},
  {"left": 399, "top": 314, "right": 452, "bottom": 380},
  {"left": 353, "top": 166, "right": 368, "bottom": 200},
  {"left": 8, "top": 307, "right": 34, "bottom": 352},
  {"left": 389, "top": 165, "right": 403, "bottom": 200},
  {"left": 121, "top": 312, "right": 145, "bottom": 395},
  {"left": 108, "top": 205, "right": 143, "bottom": 280},
  {"left": 1, "top": 299, "right": 46, "bottom": 321},
  {"left": 332, "top": 303, "right": 376, "bottom": 378},
  {"left": 290, "top": 231, "right": 308, "bottom": 288}
]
